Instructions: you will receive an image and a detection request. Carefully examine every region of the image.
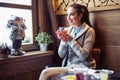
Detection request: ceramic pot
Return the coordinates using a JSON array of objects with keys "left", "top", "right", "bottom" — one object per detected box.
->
[{"left": 39, "top": 43, "right": 48, "bottom": 51}]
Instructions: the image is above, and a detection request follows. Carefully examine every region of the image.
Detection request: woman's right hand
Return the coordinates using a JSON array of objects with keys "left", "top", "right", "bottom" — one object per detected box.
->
[{"left": 56, "top": 30, "right": 68, "bottom": 41}]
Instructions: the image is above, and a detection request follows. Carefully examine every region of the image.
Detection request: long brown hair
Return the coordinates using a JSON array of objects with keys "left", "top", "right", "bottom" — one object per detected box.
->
[{"left": 69, "top": 4, "right": 92, "bottom": 27}]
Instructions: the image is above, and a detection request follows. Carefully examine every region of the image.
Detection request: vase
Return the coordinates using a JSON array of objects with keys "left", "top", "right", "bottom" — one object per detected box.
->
[{"left": 39, "top": 43, "right": 48, "bottom": 51}]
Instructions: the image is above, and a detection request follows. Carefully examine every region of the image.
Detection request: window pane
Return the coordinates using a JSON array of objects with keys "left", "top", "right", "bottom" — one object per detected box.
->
[
  {"left": 0, "top": 7, "right": 33, "bottom": 46},
  {"left": 0, "top": 0, "right": 31, "bottom": 5}
]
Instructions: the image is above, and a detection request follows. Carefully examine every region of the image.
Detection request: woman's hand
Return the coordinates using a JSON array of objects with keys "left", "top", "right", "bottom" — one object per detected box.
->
[{"left": 56, "top": 30, "right": 73, "bottom": 42}]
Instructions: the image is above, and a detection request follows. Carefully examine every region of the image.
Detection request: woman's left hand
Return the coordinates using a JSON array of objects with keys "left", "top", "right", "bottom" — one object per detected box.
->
[{"left": 56, "top": 30, "right": 73, "bottom": 42}]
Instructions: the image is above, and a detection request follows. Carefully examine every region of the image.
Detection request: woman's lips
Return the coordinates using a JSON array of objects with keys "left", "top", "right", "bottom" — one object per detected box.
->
[{"left": 68, "top": 20, "right": 72, "bottom": 23}]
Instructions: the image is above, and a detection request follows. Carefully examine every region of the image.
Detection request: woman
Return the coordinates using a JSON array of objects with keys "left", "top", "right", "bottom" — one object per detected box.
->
[
  {"left": 39, "top": 3, "right": 95, "bottom": 80},
  {"left": 57, "top": 3, "right": 95, "bottom": 68}
]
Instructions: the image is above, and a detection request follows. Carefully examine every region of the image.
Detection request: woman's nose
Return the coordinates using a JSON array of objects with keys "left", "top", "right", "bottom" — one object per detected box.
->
[{"left": 67, "top": 15, "right": 70, "bottom": 20}]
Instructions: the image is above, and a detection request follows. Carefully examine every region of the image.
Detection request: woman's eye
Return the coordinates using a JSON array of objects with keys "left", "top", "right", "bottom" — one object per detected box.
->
[{"left": 70, "top": 13, "right": 75, "bottom": 16}]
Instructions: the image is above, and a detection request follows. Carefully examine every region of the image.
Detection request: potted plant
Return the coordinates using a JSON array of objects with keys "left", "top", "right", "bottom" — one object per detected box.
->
[{"left": 35, "top": 32, "right": 53, "bottom": 51}]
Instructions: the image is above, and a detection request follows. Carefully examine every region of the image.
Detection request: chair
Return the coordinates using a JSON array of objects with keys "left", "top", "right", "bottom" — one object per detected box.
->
[{"left": 92, "top": 48, "right": 101, "bottom": 69}]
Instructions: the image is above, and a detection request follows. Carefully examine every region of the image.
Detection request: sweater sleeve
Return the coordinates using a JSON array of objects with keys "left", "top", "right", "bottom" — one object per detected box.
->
[
  {"left": 58, "top": 40, "right": 68, "bottom": 58},
  {"left": 67, "top": 28, "right": 95, "bottom": 61}
]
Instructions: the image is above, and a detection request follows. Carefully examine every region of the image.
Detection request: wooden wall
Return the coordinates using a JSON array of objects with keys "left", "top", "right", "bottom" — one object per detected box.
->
[
  {"left": 90, "top": 9, "right": 120, "bottom": 70},
  {"left": 0, "top": 51, "right": 54, "bottom": 80},
  {"left": 56, "top": 9, "right": 120, "bottom": 71}
]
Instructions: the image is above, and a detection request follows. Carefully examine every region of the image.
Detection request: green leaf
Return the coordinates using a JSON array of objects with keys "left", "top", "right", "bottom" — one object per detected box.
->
[{"left": 35, "top": 32, "right": 53, "bottom": 45}]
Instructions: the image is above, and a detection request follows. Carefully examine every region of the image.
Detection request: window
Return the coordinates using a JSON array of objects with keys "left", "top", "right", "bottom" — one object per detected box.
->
[
  {"left": 0, "top": 0, "right": 38, "bottom": 51},
  {"left": 0, "top": 0, "right": 31, "bottom": 5}
]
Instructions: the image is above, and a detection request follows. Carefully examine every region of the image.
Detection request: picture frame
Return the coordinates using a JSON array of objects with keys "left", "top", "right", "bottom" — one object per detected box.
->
[{"left": 52, "top": 0, "right": 120, "bottom": 15}]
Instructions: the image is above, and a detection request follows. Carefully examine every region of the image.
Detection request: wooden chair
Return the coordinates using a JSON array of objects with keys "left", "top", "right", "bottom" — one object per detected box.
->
[{"left": 92, "top": 48, "right": 101, "bottom": 69}]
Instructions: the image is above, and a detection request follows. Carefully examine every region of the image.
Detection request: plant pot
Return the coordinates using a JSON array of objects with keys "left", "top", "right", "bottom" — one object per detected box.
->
[{"left": 39, "top": 43, "right": 48, "bottom": 51}]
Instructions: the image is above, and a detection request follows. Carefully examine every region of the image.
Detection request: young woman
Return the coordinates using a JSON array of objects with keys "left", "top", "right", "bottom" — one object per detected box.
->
[
  {"left": 39, "top": 3, "right": 95, "bottom": 80},
  {"left": 57, "top": 3, "right": 95, "bottom": 68}
]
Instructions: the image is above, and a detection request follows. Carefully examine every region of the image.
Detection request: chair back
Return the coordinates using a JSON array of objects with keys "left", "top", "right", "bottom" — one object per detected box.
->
[{"left": 92, "top": 48, "right": 101, "bottom": 68}]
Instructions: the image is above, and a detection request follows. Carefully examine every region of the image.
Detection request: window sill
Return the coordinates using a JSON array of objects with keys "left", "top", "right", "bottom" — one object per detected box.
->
[{"left": 0, "top": 50, "right": 54, "bottom": 61}]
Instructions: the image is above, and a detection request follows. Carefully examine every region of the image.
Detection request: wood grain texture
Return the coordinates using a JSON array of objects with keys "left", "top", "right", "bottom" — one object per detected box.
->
[{"left": 0, "top": 51, "right": 54, "bottom": 80}]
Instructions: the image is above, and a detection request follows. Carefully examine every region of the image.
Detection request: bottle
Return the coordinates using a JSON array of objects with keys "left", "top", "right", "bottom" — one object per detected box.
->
[{"left": 76, "top": 72, "right": 84, "bottom": 80}]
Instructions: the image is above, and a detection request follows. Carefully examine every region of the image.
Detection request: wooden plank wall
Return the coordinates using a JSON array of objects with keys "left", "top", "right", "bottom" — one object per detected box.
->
[
  {"left": 90, "top": 9, "right": 120, "bottom": 70},
  {"left": 56, "top": 9, "right": 120, "bottom": 71},
  {"left": 0, "top": 51, "right": 54, "bottom": 80}
]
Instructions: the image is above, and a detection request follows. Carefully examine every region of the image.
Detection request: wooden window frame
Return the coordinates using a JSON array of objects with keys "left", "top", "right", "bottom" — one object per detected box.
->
[{"left": 0, "top": 0, "right": 39, "bottom": 51}]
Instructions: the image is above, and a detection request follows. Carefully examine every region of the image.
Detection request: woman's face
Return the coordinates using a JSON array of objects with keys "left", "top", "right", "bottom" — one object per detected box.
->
[{"left": 67, "top": 7, "right": 82, "bottom": 27}]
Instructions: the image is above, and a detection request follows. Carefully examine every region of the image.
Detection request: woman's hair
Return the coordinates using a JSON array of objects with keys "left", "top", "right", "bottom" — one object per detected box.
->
[{"left": 69, "top": 3, "right": 92, "bottom": 27}]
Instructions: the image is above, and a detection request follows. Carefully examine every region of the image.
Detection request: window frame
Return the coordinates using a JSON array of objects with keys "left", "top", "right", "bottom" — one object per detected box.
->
[{"left": 0, "top": 0, "right": 39, "bottom": 51}]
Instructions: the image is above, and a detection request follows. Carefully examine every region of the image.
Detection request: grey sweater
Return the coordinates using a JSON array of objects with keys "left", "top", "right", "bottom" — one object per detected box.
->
[{"left": 58, "top": 22, "right": 96, "bottom": 68}]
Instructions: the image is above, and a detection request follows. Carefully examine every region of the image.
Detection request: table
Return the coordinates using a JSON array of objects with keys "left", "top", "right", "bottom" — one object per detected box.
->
[{"left": 51, "top": 71, "right": 120, "bottom": 80}]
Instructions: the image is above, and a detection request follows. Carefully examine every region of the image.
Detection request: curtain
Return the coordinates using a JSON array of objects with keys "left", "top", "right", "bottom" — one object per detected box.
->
[
  {"left": 38, "top": 0, "right": 62, "bottom": 64},
  {"left": 46, "top": 0, "right": 60, "bottom": 47},
  {"left": 38, "top": 0, "right": 60, "bottom": 47}
]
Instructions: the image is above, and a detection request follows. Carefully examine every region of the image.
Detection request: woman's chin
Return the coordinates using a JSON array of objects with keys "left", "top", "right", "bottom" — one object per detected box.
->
[{"left": 69, "top": 23, "right": 74, "bottom": 26}]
